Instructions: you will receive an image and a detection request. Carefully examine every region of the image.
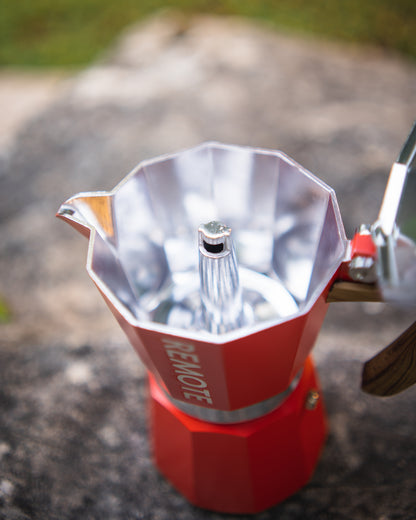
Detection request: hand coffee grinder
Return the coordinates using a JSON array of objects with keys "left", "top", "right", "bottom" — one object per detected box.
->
[{"left": 57, "top": 123, "right": 416, "bottom": 514}]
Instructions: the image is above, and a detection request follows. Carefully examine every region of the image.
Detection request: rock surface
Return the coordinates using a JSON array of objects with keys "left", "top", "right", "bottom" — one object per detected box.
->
[
  {"left": 0, "top": 13, "right": 415, "bottom": 520},
  {"left": 0, "top": 70, "right": 68, "bottom": 155}
]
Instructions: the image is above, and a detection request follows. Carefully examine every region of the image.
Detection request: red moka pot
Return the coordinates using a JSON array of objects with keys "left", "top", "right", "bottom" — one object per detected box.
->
[{"left": 57, "top": 133, "right": 416, "bottom": 513}]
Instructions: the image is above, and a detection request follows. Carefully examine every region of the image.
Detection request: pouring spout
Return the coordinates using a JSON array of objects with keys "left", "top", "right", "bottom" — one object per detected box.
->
[{"left": 56, "top": 192, "right": 115, "bottom": 240}]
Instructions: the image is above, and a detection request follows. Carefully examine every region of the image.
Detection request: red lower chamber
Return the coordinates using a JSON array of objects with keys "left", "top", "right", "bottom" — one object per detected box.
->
[{"left": 149, "top": 356, "right": 327, "bottom": 514}]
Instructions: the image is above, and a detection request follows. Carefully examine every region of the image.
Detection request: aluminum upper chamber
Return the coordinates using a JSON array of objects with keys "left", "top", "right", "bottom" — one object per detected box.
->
[
  {"left": 58, "top": 142, "right": 347, "bottom": 340},
  {"left": 58, "top": 142, "right": 347, "bottom": 413}
]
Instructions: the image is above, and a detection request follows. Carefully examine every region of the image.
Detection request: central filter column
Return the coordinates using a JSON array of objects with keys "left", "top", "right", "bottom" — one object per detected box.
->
[{"left": 198, "top": 221, "right": 244, "bottom": 334}]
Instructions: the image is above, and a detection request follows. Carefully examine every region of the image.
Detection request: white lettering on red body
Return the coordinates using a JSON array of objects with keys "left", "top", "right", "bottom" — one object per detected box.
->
[{"left": 162, "top": 338, "right": 213, "bottom": 405}]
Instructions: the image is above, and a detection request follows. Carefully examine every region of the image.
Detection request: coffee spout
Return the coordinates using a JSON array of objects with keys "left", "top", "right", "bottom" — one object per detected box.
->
[{"left": 57, "top": 192, "right": 115, "bottom": 240}]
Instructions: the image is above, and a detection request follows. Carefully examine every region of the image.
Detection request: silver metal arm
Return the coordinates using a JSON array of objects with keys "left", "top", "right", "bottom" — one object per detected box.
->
[{"left": 373, "top": 121, "right": 416, "bottom": 304}]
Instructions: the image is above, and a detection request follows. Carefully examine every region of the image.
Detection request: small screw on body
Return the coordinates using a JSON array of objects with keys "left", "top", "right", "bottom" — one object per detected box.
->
[{"left": 305, "top": 389, "right": 320, "bottom": 410}]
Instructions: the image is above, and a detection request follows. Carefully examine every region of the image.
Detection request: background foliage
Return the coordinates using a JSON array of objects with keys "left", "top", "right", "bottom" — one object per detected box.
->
[{"left": 1, "top": 0, "right": 416, "bottom": 67}]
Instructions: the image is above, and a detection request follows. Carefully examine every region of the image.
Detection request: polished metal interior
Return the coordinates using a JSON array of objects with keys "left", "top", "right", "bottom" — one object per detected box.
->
[{"left": 61, "top": 143, "right": 347, "bottom": 338}]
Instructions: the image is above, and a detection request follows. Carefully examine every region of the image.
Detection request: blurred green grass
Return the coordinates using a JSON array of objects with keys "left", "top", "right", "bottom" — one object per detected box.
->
[
  {"left": 0, "top": 295, "right": 12, "bottom": 324},
  {"left": 1, "top": 0, "right": 416, "bottom": 67}
]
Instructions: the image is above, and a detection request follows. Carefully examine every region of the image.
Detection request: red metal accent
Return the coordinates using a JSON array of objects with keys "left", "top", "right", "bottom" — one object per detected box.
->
[
  {"left": 350, "top": 231, "right": 377, "bottom": 259},
  {"left": 149, "top": 356, "right": 327, "bottom": 514},
  {"left": 337, "top": 231, "right": 377, "bottom": 281}
]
